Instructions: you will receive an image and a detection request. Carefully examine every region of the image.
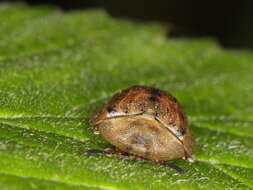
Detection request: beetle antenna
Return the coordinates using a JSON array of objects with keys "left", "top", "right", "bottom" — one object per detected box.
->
[{"left": 156, "top": 162, "right": 185, "bottom": 175}]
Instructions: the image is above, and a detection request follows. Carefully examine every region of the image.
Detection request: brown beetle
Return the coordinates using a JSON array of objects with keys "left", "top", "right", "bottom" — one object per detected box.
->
[{"left": 90, "top": 85, "right": 195, "bottom": 163}]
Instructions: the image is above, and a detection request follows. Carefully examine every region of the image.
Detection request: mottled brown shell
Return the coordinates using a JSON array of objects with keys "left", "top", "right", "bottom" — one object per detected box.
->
[{"left": 91, "top": 85, "right": 195, "bottom": 161}]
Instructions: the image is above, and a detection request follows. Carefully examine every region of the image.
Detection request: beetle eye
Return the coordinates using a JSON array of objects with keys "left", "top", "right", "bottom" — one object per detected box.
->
[{"left": 148, "top": 96, "right": 159, "bottom": 102}]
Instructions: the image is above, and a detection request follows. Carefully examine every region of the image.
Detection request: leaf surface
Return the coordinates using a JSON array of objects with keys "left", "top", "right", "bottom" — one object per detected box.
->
[{"left": 0, "top": 3, "right": 253, "bottom": 190}]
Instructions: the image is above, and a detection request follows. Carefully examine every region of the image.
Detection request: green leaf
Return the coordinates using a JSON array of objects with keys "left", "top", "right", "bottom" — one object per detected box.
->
[{"left": 0, "top": 3, "right": 253, "bottom": 190}]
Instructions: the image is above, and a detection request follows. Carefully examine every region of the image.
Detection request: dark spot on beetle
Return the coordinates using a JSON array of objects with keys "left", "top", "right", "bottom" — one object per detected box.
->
[
  {"left": 125, "top": 145, "right": 132, "bottom": 152},
  {"left": 137, "top": 103, "right": 145, "bottom": 112},
  {"left": 165, "top": 109, "right": 171, "bottom": 117},
  {"left": 131, "top": 134, "right": 151, "bottom": 148},
  {"left": 144, "top": 151, "right": 151, "bottom": 157},
  {"left": 128, "top": 99, "right": 133, "bottom": 104},
  {"left": 169, "top": 121, "right": 177, "bottom": 127},
  {"left": 175, "top": 128, "right": 185, "bottom": 137},
  {"left": 123, "top": 105, "right": 129, "bottom": 113},
  {"left": 127, "top": 125, "right": 136, "bottom": 130},
  {"left": 107, "top": 107, "right": 117, "bottom": 114},
  {"left": 120, "top": 103, "right": 129, "bottom": 114},
  {"left": 149, "top": 125, "right": 160, "bottom": 133},
  {"left": 148, "top": 96, "right": 160, "bottom": 102},
  {"left": 155, "top": 112, "right": 159, "bottom": 117},
  {"left": 170, "top": 96, "right": 178, "bottom": 103},
  {"left": 149, "top": 88, "right": 162, "bottom": 97},
  {"left": 149, "top": 125, "right": 160, "bottom": 137}
]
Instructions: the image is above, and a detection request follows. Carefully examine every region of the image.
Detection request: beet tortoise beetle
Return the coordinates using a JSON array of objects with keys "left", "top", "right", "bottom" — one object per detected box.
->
[{"left": 89, "top": 85, "right": 195, "bottom": 166}]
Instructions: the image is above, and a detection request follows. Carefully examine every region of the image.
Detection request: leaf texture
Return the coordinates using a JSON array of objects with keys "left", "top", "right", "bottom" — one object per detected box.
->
[{"left": 0, "top": 3, "right": 253, "bottom": 190}]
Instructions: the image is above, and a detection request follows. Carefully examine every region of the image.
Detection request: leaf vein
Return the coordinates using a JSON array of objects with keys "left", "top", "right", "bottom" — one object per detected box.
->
[{"left": 0, "top": 171, "right": 119, "bottom": 190}]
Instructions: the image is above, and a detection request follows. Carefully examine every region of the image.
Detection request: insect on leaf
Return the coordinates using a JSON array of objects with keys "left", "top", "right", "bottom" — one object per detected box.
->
[{"left": 0, "top": 3, "right": 253, "bottom": 190}]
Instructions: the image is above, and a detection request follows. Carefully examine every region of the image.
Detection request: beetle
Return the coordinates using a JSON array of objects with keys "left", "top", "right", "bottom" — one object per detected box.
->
[{"left": 89, "top": 85, "right": 195, "bottom": 168}]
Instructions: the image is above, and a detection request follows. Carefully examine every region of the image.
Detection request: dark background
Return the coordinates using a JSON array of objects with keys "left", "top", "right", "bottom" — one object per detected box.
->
[{"left": 3, "top": 0, "right": 253, "bottom": 49}]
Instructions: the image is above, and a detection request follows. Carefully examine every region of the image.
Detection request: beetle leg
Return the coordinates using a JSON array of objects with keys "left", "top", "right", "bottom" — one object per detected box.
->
[
  {"left": 85, "top": 149, "right": 106, "bottom": 155},
  {"left": 85, "top": 148, "right": 128, "bottom": 156},
  {"left": 121, "top": 154, "right": 184, "bottom": 174},
  {"left": 154, "top": 161, "right": 185, "bottom": 175},
  {"left": 85, "top": 149, "right": 184, "bottom": 175}
]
